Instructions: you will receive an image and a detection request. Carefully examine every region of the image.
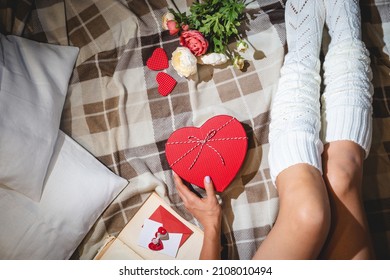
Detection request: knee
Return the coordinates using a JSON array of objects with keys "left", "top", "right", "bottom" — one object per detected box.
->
[
  {"left": 325, "top": 168, "right": 360, "bottom": 198},
  {"left": 293, "top": 199, "right": 331, "bottom": 239},
  {"left": 324, "top": 153, "right": 364, "bottom": 197},
  {"left": 277, "top": 164, "right": 331, "bottom": 237}
]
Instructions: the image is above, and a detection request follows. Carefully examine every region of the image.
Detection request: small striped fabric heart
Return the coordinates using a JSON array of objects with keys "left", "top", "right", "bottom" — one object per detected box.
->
[
  {"left": 146, "top": 48, "right": 169, "bottom": 71},
  {"left": 156, "top": 72, "right": 177, "bottom": 96}
]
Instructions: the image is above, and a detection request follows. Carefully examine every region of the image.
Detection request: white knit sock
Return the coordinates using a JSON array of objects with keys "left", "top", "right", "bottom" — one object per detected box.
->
[
  {"left": 325, "top": 0, "right": 363, "bottom": 46},
  {"left": 268, "top": 0, "right": 325, "bottom": 183},
  {"left": 321, "top": 0, "right": 374, "bottom": 157}
]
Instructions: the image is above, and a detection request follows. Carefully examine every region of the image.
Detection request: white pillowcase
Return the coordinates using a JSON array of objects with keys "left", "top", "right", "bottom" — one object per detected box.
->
[
  {"left": 0, "top": 34, "right": 78, "bottom": 201},
  {"left": 0, "top": 131, "right": 128, "bottom": 259}
]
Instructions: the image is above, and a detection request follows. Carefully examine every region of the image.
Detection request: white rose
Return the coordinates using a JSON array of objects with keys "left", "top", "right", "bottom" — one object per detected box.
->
[
  {"left": 171, "top": 47, "right": 198, "bottom": 77},
  {"left": 197, "top": 52, "right": 229, "bottom": 66}
]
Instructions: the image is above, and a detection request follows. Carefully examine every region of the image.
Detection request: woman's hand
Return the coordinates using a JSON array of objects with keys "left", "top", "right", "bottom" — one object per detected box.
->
[
  {"left": 173, "top": 173, "right": 221, "bottom": 231},
  {"left": 173, "top": 172, "right": 222, "bottom": 259}
]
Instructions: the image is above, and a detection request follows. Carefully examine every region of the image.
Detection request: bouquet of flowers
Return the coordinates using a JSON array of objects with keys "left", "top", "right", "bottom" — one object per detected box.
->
[{"left": 162, "top": 0, "right": 249, "bottom": 77}]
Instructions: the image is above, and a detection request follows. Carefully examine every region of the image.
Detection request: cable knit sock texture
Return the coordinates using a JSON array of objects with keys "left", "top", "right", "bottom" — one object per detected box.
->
[
  {"left": 268, "top": 0, "right": 325, "bottom": 183},
  {"left": 321, "top": 0, "right": 374, "bottom": 157}
]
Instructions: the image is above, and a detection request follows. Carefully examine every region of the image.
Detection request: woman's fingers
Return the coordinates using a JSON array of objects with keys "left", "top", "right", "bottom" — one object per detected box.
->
[
  {"left": 173, "top": 172, "right": 197, "bottom": 204},
  {"left": 203, "top": 175, "right": 216, "bottom": 198},
  {"left": 173, "top": 172, "right": 219, "bottom": 206}
]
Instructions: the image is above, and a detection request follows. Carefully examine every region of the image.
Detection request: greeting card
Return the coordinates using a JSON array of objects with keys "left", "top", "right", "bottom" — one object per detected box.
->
[
  {"left": 138, "top": 218, "right": 183, "bottom": 257},
  {"left": 149, "top": 205, "right": 193, "bottom": 246}
]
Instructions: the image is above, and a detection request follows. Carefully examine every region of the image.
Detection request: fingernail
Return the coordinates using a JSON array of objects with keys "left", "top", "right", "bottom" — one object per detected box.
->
[{"left": 205, "top": 176, "right": 211, "bottom": 183}]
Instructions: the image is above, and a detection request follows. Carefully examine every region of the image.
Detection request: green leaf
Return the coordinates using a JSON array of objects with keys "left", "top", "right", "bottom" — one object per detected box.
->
[{"left": 168, "top": 0, "right": 248, "bottom": 56}]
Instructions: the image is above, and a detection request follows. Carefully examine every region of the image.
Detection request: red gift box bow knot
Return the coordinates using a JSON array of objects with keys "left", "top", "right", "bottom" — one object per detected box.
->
[{"left": 167, "top": 117, "right": 248, "bottom": 170}]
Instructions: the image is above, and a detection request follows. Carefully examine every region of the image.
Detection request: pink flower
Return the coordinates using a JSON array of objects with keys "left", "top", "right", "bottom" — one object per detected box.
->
[
  {"left": 181, "top": 24, "right": 189, "bottom": 31},
  {"left": 179, "top": 30, "right": 209, "bottom": 56},
  {"left": 167, "top": 20, "right": 180, "bottom": 35},
  {"left": 162, "top": 12, "right": 175, "bottom": 30}
]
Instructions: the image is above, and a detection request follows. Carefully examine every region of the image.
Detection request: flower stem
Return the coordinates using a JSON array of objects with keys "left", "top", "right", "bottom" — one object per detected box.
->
[{"left": 169, "top": 0, "right": 181, "bottom": 13}]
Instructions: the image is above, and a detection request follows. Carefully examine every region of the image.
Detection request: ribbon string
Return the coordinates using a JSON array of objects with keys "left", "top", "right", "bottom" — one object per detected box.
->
[
  {"left": 167, "top": 117, "right": 247, "bottom": 170},
  {"left": 187, "top": 129, "right": 224, "bottom": 169}
]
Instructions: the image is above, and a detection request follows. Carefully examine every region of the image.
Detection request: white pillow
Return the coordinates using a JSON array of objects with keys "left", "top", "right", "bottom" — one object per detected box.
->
[
  {"left": 0, "top": 34, "right": 79, "bottom": 201},
  {"left": 0, "top": 131, "right": 129, "bottom": 259}
]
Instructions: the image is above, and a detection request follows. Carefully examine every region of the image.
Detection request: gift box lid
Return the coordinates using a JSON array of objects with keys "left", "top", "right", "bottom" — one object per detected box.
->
[{"left": 165, "top": 115, "right": 248, "bottom": 192}]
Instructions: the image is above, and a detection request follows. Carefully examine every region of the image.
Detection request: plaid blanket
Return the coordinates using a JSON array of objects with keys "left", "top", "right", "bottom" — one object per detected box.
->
[
  {"left": 360, "top": 0, "right": 390, "bottom": 260},
  {"left": 1, "top": 0, "right": 389, "bottom": 259}
]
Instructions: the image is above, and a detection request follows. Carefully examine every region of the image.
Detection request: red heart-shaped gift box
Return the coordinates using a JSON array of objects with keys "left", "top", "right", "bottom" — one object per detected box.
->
[{"left": 165, "top": 115, "right": 248, "bottom": 192}]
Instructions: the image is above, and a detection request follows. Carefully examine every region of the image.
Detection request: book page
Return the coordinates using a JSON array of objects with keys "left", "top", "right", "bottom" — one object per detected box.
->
[
  {"left": 117, "top": 192, "right": 204, "bottom": 260},
  {"left": 94, "top": 237, "right": 143, "bottom": 260}
]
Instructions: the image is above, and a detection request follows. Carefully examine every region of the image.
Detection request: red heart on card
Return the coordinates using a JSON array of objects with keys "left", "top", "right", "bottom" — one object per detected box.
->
[
  {"left": 147, "top": 48, "right": 169, "bottom": 71},
  {"left": 156, "top": 72, "right": 177, "bottom": 96},
  {"left": 165, "top": 115, "right": 248, "bottom": 192},
  {"left": 148, "top": 238, "right": 164, "bottom": 251}
]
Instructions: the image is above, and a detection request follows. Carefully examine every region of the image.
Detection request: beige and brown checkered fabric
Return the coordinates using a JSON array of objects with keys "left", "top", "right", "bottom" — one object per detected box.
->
[
  {"left": 0, "top": 0, "right": 389, "bottom": 259},
  {"left": 359, "top": 0, "right": 390, "bottom": 259}
]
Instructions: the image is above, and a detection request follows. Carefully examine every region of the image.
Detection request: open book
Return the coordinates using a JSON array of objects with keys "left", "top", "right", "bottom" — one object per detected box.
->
[{"left": 94, "top": 192, "right": 204, "bottom": 260}]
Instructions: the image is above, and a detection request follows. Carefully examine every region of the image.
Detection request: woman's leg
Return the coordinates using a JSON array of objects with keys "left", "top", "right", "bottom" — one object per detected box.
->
[
  {"left": 253, "top": 164, "right": 330, "bottom": 259},
  {"left": 320, "top": 0, "right": 375, "bottom": 259},
  {"left": 320, "top": 141, "right": 374, "bottom": 259},
  {"left": 255, "top": 0, "right": 330, "bottom": 259}
]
